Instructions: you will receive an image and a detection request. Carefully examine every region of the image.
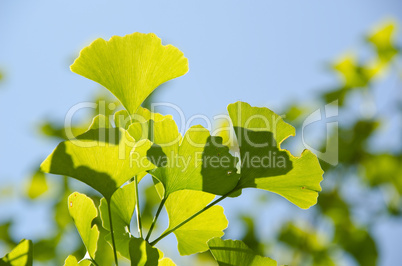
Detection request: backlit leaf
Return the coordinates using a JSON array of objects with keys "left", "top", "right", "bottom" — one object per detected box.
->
[
  {"left": 228, "top": 101, "right": 323, "bottom": 209},
  {"left": 0, "top": 239, "right": 33, "bottom": 266},
  {"left": 163, "top": 190, "right": 228, "bottom": 255},
  {"left": 26, "top": 170, "right": 48, "bottom": 199},
  {"left": 63, "top": 255, "right": 90, "bottom": 266},
  {"left": 208, "top": 238, "right": 276, "bottom": 266},
  {"left": 67, "top": 192, "right": 99, "bottom": 258},
  {"left": 129, "top": 237, "right": 160, "bottom": 266},
  {"left": 99, "top": 183, "right": 136, "bottom": 258},
  {"left": 40, "top": 127, "right": 154, "bottom": 200},
  {"left": 71, "top": 32, "right": 188, "bottom": 115},
  {"left": 131, "top": 118, "right": 240, "bottom": 197}
]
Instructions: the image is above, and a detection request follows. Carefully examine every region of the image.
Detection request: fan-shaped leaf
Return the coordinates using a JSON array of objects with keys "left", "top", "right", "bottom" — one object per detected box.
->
[
  {"left": 67, "top": 192, "right": 99, "bottom": 259},
  {"left": 208, "top": 238, "right": 276, "bottom": 266},
  {"left": 40, "top": 126, "right": 154, "bottom": 200},
  {"left": 0, "top": 239, "right": 33, "bottom": 266},
  {"left": 163, "top": 190, "right": 228, "bottom": 255},
  {"left": 130, "top": 118, "right": 240, "bottom": 197},
  {"left": 228, "top": 101, "right": 323, "bottom": 209},
  {"left": 99, "top": 183, "right": 136, "bottom": 258},
  {"left": 71, "top": 33, "right": 188, "bottom": 115}
]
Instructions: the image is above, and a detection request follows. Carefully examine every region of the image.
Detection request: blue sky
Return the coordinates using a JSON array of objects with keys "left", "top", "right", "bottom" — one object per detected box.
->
[{"left": 1, "top": 0, "right": 402, "bottom": 265}]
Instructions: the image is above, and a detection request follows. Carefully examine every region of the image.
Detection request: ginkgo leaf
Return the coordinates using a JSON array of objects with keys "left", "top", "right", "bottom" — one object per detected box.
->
[
  {"left": 40, "top": 127, "right": 154, "bottom": 200},
  {"left": 129, "top": 117, "right": 240, "bottom": 197},
  {"left": 99, "top": 183, "right": 136, "bottom": 258},
  {"left": 63, "top": 255, "right": 91, "bottom": 266},
  {"left": 367, "top": 20, "right": 399, "bottom": 62},
  {"left": 89, "top": 114, "right": 111, "bottom": 129},
  {"left": 208, "top": 238, "right": 276, "bottom": 266},
  {"left": 129, "top": 237, "right": 160, "bottom": 266},
  {"left": 26, "top": 169, "right": 48, "bottom": 199},
  {"left": 114, "top": 107, "right": 171, "bottom": 130},
  {"left": 71, "top": 32, "right": 188, "bottom": 115},
  {"left": 0, "top": 239, "right": 33, "bottom": 266},
  {"left": 67, "top": 192, "right": 99, "bottom": 259},
  {"left": 158, "top": 258, "right": 175, "bottom": 266},
  {"left": 163, "top": 190, "right": 228, "bottom": 255},
  {"left": 228, "top": 101, "right": 323, "bottom": 209}
]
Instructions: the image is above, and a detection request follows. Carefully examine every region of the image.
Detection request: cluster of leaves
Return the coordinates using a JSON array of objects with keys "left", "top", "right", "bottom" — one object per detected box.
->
[
  {"left": 1, "top": 33, "right": 324, "bottom": 265},
  {"left": 2, "top": 20, "right": 400, "bottom": 266},
  {"left": 259, "top": 20, "right": 401, "bottom": 265}
]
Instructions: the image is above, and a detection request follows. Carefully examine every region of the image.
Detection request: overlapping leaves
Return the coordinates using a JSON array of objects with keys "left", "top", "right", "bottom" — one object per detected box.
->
[
  {"left": 227, "top": 101, "right": 323, "bottom": 209},
  {"left": 38, "top": 31, "right": 326, "bottom": 265}
]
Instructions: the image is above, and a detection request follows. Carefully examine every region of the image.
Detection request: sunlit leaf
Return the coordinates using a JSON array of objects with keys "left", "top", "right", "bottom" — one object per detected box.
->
[
  {"left": 40, "top": 127, "right": 154, "bottom": 200},
  {"left": 131, "top": 117, "right": 240, "bottom": 197},
  {"left": 208, "top": 238, "right": 276, "bottom": 266},
  {"left": 129, "top": 237, "right": 160, "bottom": 266},
  {"left": 67, "top": 192, "right": 99, "bottom": 258},
  {"left": 0, "top": 239, "right": 33, "bottom": 266},
  {"left": 99, "top": 183, "right": 136, "bottom": 258},
  {"left": 114, "top": 107, "right": 170, "bottom": 130},
  {"left": 89, "top": 114, "right": 111, "bottom": 129},
  {"left": 26, "top": 169, "right": 48, "bottom": 199},
  {"left": 228, "top": 101, "right": 323, "bottom": 209},
  {"left": 158, "top": 258, "right": 175, "bottom": 266},
  {"left": 63, "top": 255, "right": 90, "bottom": 266},
  {"left": 367, "top": 20, "right": 399, "bottom": 62},
  {"left": 71, "top": 32, "right": 188, "bottom": 115},
  {"left": 163, "top": 190, "right": 228, "bottom": 255}
]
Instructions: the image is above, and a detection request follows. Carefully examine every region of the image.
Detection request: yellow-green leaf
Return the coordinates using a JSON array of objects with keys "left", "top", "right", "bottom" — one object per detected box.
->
[
  {"left": 0, "top": 239, "right": 33, "bottom": 266},
  {"left": 99, "top": 183, "right": 136, "bottom": 258},
  {"left": 26, "top": 170, "right": 48, "bottom": 199},
  {"left": 163, "top": 190, "right": 228, "bottom": 255},
  {"left": 63, "top": 255, "right": 91, "bottom": 266},
  {"left": 71, "top": 32, "right": 188, "bottom": 115},
  {"left": 129, "top": 237, "right": 160, "bottom": 266},
  {"left": 208, "top": 238, "right": 276, "bottom": 266},
  {"left": 228, "top": 101, "right": 323, "bottom": 209},
  {"left": 67, "top": 192, "right": 99, "bottom": 258},
  {"left": 40, "top": 127, "right": 154, "bottom": 200},
  {"left": 132, "top": 118, "right": 240, "bottom": 197}
]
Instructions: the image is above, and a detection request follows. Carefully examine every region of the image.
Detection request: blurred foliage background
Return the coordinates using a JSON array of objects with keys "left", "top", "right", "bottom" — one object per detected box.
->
[{"left": 1, "top": 8, "right": 402, "bottom": 266}]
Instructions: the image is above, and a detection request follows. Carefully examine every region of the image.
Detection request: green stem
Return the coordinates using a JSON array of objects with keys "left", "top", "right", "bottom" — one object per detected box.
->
[
  {"left": 134, "top": 175, "right": 143, "bottom": 238},
  {"left": 107, "top": 201, "right": 119, "bottom": 266},
  {"left": 150, "top": 188, "right": 239, "bottom": 246},
  {"left": 89, "top": 258, "right": 99, "bottom": 266},
  {"left": 145, "top": 197, "right": 167, "bottom": 242}
]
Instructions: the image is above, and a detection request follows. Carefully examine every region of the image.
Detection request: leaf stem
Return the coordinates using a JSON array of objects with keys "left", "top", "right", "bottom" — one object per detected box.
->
[
  {"left": 107, "top": 200, "right": 119, "bottom": 266},
  {"left": 150, "top": 188, "right": 239, "bottom": 246},
  {"left": 134, "top": 175, "right": 143, "bottom": 238},
  {"left": 145, "top": 197, "right": 167, "bottom": 242},
  {"left": 89, "top": 258, "right": 100, "bottom": 266}
]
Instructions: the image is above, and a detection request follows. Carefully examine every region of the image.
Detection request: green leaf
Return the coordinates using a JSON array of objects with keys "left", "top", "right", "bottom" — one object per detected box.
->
[
  {"left": 367, "top": 20, "right": 399, "bottom": 62},
  {"left": 63, "top": 255, "right": 90, "bottom": 266},
  {"left": 26, "top": 169, "right": 48, "bottom": 199},
  {"left": 0, "top": 239, "right": 33, "bottom": 266},
  {"left": 208, "top": 238, "right": 276, "bottom": 266},
  {"left": 129, "top": 237, "right": 160, "bottom": 266},
  {"left": 67, "top": 192, "right": 100, "bottom": 258},
  {"left": 158, "top": 258, "right": 175, "bottom": 266},
  {"left": 71, "top": 32, "right": 188, "bottom": 115},
  {"left": 40, "top": 127, "right": 154, "bottom": 200},
  {"left": 228, "top": 101, "right": 323, "bottom": 209},
  {"left": 163, "top": 190, "right": 228, "bottom": 255},
  {"left": 99, "top": 183, "right": 136, "bottom": 258},
  {"left": 131, "top": 118, "right": 240, "bottom": 197},
  {"left": 89, "top": 114, "right": 111, "bottom": 129},
  {"left": 114, "top": 107, "right": 171, "bottom": 130}
]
